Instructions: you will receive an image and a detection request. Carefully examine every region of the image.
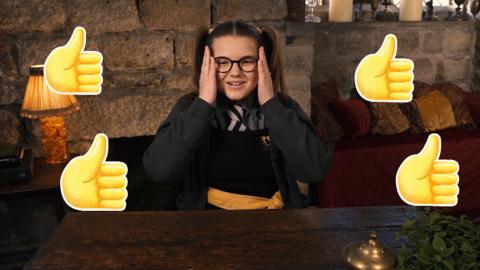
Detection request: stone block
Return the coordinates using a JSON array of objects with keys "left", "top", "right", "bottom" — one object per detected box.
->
[
  {"left": 0, "top": 108, "right": 21, "bottom": 145},
  {"left": 435, "top": 60, "right": 446, "bottom": 84},
  {"left": 104, "top": 69, "right": 192, "bottom": 91},
  {"left": 140, "top": 0, "right": 210, "bottom": 31},
  {"left": 443, "top": 30, "right": 475, "bottom": 60},
  {"left": 284, "top": 74, "right": 311, "bottom": 116},
  {"left": 423, "top": 31, "right": 444, "bottom": 55},
  {"left": 413, "top": 58, "right": 434, "bottom": 84},
  {"left": 312, "top": 57, "right": 336, "bottom": 88},
  {"left": 67, "top": 0, "right": 141, "bottom": 36},
  {"left": 16, "top": 35, "right": 66, "bottom": 77},
  {"left": 0, "top": 34, "right": 18, "bottom": 83},
  {"left": 66, "top": 91, "right": 190, "bottom": 143},
  {"left": 336, "top": 30, "right": 375, "bottom": 58},
  {"left": 0, "top": 82, "right": 25, "bottom": 106},
  {"left": 441, "top": 58, "right": 473, "bottom": 82},
  {"left": 284, "top": 36, "right": 314, "bottom": 75},
  {"left": 163, "top": 69, "right": 193, "bottom": 90},
  {"left": 334, "top": 58, "right": 356, "bottom": 99},
  {"left": 105, "top": 70, "right": 164, "bottom": 89},
  {"left": 215, "top": 0, "right": 288, "bottom": 22},
  {"left": 471, "top": 69, "right": 480, "bottom": 92},
  {"left": 0, "top": 0, "right": 65, "bottom": 33},
  {"left": 313, "top": 31, "right": 335, "bottom": 60},
  {"left": 0, "top": 34, "right": 24, "bottom": 103},
  {"left": 16, "top": 34, "right": 100, "bottom": 77},
  {"left": 101, "top": 32, "right": 174, "bottom": 71},
  {"left": 375, "top": 30, "right": 420, "bottom": 58},
  {"left": 174, "top": 32, "right": 197, "bottom": 68}
]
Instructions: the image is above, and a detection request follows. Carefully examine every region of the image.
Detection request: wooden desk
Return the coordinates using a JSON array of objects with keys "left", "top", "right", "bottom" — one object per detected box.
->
[
  {"left": 0, "top": 158, "right": 63, "bottom": 196},
  {"left": 0, "top": 158, "right": 66, "bottom": 220},
  {"left": 25, "top": 206, "right": 417, "bottom": 270}
]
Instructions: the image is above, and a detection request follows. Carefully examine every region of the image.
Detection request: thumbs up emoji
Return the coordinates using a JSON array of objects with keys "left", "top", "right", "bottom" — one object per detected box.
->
[
  {"left": 61, "top": 133, "right": 128, "bottom": 211},
  {"left": 45, "top": 26, "right": 103, "bottom": 95},
  {"left": 396, "top": 133, "right": 459, "bottom": 207},
  {"left": 355, "top": 34, "right": 414, "bottom": 103}
]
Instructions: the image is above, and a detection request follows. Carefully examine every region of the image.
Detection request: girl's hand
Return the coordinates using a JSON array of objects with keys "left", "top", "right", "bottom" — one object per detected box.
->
[
  {"left": 257, "top": 46, "right": 275, "bottom": 106},
  {"left": 198, "top": 46, "right": 217, "bottom": 106}
]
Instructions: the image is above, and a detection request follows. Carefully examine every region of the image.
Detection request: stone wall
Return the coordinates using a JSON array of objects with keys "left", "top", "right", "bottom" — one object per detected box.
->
[
  {"left": 0, "top": 0, "right": 298, "bottom": 155},
  {"left": 287, "top": 21, "right": 477, "bottom": 99},
  {"left": 0, "top": 0, "right": 478, "bottom": 156}
]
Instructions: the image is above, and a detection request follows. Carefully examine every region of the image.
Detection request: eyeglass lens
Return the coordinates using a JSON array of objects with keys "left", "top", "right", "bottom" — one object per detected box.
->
[{"left": 215, "top": 57, "right": 258, "bottom": 73}]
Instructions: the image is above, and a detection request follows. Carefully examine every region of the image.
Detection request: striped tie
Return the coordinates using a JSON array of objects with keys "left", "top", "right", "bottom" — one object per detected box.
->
[{"left": 227, "top": 104, "right": 247, "bottom": 131}]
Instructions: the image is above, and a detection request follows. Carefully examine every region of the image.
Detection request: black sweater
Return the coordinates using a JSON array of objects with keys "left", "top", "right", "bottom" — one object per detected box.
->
[
  {"left": 143, "top": 92, "right": 332, "bottom": 210},
  {"left": 206, "top": 127, "right": 278, "bottom": 198}
]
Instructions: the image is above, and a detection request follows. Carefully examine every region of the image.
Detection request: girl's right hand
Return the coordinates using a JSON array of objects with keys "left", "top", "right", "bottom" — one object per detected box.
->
[{"left": 198, "top": 46, "right": 217, "bottom": 106}]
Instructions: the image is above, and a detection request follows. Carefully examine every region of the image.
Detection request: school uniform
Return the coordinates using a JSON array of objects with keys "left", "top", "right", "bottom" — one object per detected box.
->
[{"left": 143, "top": 90, "right": 332, "bottom": 210}]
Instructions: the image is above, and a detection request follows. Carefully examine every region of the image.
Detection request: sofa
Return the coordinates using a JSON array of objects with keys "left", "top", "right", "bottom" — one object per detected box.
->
[{"left": 311, "top": 80, "right": 480, "bottom": 216}]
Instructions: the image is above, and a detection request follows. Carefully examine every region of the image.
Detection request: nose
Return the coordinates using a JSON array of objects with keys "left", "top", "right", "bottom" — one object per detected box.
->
[{"left": 229, "top": 62, "right": 242, "bottom": 76}]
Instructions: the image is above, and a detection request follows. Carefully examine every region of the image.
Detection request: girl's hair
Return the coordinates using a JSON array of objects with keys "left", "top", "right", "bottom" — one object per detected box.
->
[{"left": 191, "top": 20, "right": 286, "bottom": 94}]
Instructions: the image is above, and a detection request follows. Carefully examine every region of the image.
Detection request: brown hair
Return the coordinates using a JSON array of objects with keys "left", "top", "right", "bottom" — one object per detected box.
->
[{"left": 191, "top": 20, "right": 286, "bottom": 94}]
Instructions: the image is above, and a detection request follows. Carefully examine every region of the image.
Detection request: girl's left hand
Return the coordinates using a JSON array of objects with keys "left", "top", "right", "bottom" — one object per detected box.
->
[{"left": 257, "top": 46, "right": 275, "bottom": 106}]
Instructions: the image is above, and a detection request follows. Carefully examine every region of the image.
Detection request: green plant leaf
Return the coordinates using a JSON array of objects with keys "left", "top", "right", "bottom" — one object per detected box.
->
[
  {"left": 433, "top": 233, "right": 447, "bottom": 253},
  {"left": 416, "top": 252, "right": 432, "bottom": 266},
  {"left": 442, "top": 258, "right": 455, "bottom": 270},
  {"left": 396, "top": 212, "right": 480, "bottom": 269},
  {"left": 440, "top": 247, "right": 455, "bottom": 258}
]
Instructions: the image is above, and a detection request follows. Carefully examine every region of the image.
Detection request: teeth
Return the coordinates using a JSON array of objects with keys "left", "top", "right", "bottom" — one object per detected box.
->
[{"left": 228, "top": 82, "right": 243, "bottom": 86}]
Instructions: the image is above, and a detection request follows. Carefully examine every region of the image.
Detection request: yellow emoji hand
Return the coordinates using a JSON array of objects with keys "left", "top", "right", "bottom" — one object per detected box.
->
[
  {"left": 355, "top": 34, "right": 414, "bottom": 102},
  {"left": 45, "top": 26, "right": 103, "bottom": 95},
  {"left": 396, "top": 134, "right": 459, "bottom": 207},
  {"left": 61, "top": 134, "right": 128, "bottom": 211}
]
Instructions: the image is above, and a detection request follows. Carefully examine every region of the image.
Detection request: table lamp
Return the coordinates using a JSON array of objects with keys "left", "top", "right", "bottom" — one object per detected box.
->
[{"left": 21, "top": 65, "right": 80, "bottom": 164}]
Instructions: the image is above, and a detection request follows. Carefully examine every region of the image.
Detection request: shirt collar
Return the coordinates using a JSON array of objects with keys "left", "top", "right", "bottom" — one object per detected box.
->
[{"left": 215, "top": 89, "right": 259, "bottom": 111}]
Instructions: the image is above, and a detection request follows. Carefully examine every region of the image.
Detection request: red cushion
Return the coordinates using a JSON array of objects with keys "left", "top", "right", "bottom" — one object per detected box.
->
[
  {"left": 465, "top": 92, "right": 480, "bottom": 125},
  {"left": 329, "top": 99, "right": 371, "bottom": 138}
]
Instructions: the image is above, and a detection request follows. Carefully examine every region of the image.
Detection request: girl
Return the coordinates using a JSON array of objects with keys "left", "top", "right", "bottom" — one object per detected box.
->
[{"left": 143, "top": 21, "right": 331, "bottom": 210}]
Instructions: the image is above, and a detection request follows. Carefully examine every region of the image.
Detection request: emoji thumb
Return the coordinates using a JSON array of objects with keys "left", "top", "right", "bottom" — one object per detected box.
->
[
  {"left": 374, "top": 34, "right": 397, "bottom": 65},
  {"left": 416, "top": 133, "right": 441, "bottom": 179},
  {"left": 82, "top": 133, "right": 108, "bottom": 168},
  {"left": 63, "top": 26, "right": 86, "bottom": 63}
]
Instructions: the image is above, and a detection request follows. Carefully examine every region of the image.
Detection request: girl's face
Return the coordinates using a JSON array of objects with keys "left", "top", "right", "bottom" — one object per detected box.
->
[{"left": 211, "top": 35, "right": 258, "bottom": 101}]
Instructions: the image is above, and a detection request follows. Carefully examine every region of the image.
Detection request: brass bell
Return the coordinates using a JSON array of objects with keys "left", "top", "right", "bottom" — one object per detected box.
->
[{"left": 343, "top": 231, "right": 397, "bottom": 270}]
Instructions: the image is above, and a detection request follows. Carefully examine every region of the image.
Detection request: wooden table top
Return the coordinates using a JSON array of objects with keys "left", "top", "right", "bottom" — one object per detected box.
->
[
  {"left": 0, "top": 158, "right": 65, "bottom": 197},
  {"left": 25, "top": 206, "right": 417, "bottom": 270}
]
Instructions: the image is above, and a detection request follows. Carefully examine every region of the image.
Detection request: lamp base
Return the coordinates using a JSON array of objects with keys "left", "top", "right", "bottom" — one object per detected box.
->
[{"left": 39, "top": 116, "right": 70, "bottom": 164}]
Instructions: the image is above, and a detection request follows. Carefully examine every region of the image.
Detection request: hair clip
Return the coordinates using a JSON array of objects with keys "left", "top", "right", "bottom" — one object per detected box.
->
[
  {"left": 256, "top": 26, "right": 262, "bottom": 34},
  {"left": 208, "top": 28, "right": 214, "bottom": 34}
]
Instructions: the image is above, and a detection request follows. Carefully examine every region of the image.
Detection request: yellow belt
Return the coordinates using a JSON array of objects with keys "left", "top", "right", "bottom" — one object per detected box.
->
[{"left": 207, "top": 187, "right": 284, "bottom": 210}]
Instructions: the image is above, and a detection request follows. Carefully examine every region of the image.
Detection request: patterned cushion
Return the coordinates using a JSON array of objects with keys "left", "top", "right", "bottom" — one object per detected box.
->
[
  {"left": 402, "top": 81, "right": 477, "bottom": 133},
  {"left": 370, "top": 103, "right": 410, "bottom": 135},
  {"left": 414, "top": 90, "right": 457, "bottom": 132},
  {"left": 311, "top": 79, "right": 345, "bottom": 142},
  {"left": 431, "top": 83, "right": 477, "bottom": 130}
]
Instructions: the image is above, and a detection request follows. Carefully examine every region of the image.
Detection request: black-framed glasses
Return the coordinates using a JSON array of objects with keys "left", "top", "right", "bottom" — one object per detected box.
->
[{"left": 214, "top": 56, "right": 259, "bottom": 73}]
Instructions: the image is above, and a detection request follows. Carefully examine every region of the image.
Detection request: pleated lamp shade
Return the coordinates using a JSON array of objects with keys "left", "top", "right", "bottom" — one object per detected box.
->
[{"left": 21, "top": 65, "right": 80, "bottom": 119}]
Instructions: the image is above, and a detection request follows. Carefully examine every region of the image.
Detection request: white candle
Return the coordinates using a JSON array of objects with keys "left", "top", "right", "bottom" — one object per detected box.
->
[
  {"left": 329, "top": 0, "right": 353, "bottom": 22},
  {"left": 399, "top": 0, "right": 423, "bottom": 21}
]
